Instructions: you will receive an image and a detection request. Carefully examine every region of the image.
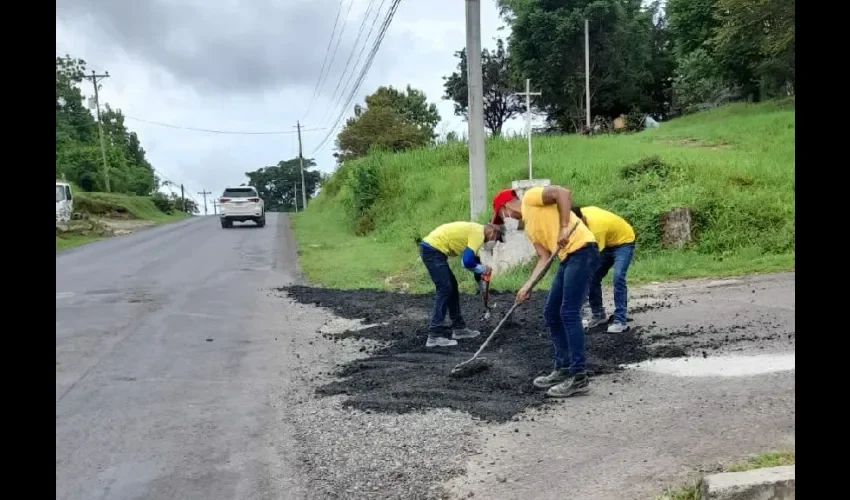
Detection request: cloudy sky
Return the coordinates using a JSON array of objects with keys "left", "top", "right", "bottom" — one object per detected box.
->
[{"left": 56, "top": 0, "right": 541, "bottom": 208}]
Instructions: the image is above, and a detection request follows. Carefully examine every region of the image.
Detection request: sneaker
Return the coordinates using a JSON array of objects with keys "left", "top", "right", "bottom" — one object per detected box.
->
[
  {"left": 452, "top": 328, "right": 480, "bottom": 340},
  {"left": 546, "top": 374, "right": 590, "bottom": 398},
  {"left": 582, "top": 316, "right": 607, "bottom": 329},
  {"left": 607, "top": 321, "right": 630, "bottom": 333},
  {"left": 425, "top": 336, "right": 458, "bottom": 348},
  {"left": 533, "top": 368, "right": 570, "bottom": 389}
]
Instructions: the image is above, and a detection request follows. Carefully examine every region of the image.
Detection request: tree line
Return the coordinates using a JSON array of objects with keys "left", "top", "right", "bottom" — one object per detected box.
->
[{"left": 332, "top": 0, "right": 794, "bottom": 160}]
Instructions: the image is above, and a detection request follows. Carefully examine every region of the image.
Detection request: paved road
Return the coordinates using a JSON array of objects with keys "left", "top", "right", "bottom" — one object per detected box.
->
[
  {"left": 56, "top": 214, "right": 313, "bottom": 500},
  {"left": 57, "top": 215, "right": 795, "bottom": 500}
]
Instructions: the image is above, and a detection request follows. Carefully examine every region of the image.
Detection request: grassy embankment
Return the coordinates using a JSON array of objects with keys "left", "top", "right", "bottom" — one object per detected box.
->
[
  {"left": 657, "top": 450, "right": 795, "bottom": 500},
  {"left": 293, "top": 100, "right": 795, "bottom": 292},
  {"left": 55, "top": 187, "right": 189, "bottom": 250}
]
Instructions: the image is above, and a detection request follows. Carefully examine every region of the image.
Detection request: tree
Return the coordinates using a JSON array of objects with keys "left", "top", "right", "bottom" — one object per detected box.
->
[
  {"left": 334, "top": 85, "right": 439, "bottom": 163},
  {"left": 443, "top": 38, "right": 525, "bottom": 136},
  {"left": 505, "top": 0, "right": 657, "bottom": 132},
  {"left": 244, "top": 158, "right": 322, "bottom": 212}
]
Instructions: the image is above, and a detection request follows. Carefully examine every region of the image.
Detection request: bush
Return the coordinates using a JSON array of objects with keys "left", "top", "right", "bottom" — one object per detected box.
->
[{"left": 151, "top": 192, "right": 174, "bottom": 214}]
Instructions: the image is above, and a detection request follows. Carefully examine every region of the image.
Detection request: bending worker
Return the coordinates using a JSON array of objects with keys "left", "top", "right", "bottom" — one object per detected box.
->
[
  {"left": 492, "top": 186, "right": 599, "bottom": 398},
  {"left": 572, "top": 206, "right": 636, "bottom": 333},
  {"left": 418, "top": 222, "right": 505, "bottom": 348}
]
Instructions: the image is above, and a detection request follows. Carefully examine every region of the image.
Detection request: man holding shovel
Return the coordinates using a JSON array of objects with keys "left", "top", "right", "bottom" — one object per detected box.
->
[
  {"left": 419, "top": 222, "right": 505, "bottom": 348},
  {"left": 492, "top": 186, "right": 599, "bottom": 398}
]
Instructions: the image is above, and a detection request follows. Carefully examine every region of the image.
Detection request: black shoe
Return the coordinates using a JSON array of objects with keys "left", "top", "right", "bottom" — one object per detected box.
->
[
  {"left": 546, "top": 374, "right": 590, "bottom": 398},
  {"left": 533, "top": 368, "right": 570, "bottom": 389}
]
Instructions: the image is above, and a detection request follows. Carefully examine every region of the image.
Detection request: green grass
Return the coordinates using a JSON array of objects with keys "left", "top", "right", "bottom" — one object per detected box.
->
[
  {"left": 293, "top": 100, "right": 795, "bottom": 291},
  {"left": 657, "top": 450, "right": 795, "bottom": 500},
  {"left": 56, "top": 191, "right": 189, "bottom": 250}
]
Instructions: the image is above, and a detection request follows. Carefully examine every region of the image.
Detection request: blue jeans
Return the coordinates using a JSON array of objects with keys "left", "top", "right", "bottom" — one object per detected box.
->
[
  {"left": 420, "top": 243, "right": 466, "bottom": 336},
  {"left": 588, "top": 242, "right": 635, "bottom": 324},
  {"left": 544, "top": 243, "right": 599, "bottom": 375}
]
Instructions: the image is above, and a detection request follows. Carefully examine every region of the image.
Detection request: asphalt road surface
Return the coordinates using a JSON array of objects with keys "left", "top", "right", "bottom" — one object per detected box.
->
[
  {"left": 57, "top": 214, "right": 795, "bottom": 500},
  {"left": 56, "top": 214, "right": 314, "bottom": 500}
]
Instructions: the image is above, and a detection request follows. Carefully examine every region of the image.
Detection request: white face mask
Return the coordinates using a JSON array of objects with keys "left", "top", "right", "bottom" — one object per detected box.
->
[{"left": 502, "top": 218, "right": 520, "bottom": 231}]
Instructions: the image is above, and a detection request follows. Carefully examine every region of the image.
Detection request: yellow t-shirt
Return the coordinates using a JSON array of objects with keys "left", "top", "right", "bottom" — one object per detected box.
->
[
  {"left": 581, "top": 206, "right": 635, "bottom": 252},
  {"left": 521, "top": 187, "right": 598, "bottom": 260},
  {"left": 422, "top": 221, "right": 486, "bottom": 256}
]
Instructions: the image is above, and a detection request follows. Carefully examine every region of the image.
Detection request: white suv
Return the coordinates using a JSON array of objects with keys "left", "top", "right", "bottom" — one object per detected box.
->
[{"left": 219, "top": 186, "right": 266, "bottom": 228}]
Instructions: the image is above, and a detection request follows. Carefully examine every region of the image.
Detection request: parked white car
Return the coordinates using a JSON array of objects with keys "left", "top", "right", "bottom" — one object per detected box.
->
[
  {"left": 219, "top": 186, "right": 265, "bottom": 228},
  {"left": 56, "top": 182, "right": 74, "bottom": 223}
]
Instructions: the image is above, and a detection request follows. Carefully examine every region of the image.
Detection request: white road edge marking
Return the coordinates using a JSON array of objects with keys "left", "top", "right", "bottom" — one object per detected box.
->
[{"left": 624, "top": 353, "right": 795, "bottom": 377}]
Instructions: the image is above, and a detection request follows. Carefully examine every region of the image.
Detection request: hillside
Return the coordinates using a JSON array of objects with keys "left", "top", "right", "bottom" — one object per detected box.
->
[
  {"left": 56, "top": 188, "right": 190, "bottom": 250},
  {"left": 292, "top": 100, "right": 795, "bottom": 292}
]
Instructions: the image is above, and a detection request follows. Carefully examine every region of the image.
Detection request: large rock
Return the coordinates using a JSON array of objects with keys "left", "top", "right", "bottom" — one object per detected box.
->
[
  {"left": 661, "top": 207, "right": 693, "bottom": 248},
  {"left": 702, "top": 465, "right": 795, "bottom": 500}
]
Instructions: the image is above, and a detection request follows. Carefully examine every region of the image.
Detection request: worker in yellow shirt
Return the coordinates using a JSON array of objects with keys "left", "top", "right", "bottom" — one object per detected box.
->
[
  {"left": 572, "top": 206, "right": 636, "bottom": 333},
  {"left": 491, "top": 186, "right": 599, "bottom": 398},
  {"left": 419, "top": 222, "right": 505, "bottom": 348}
]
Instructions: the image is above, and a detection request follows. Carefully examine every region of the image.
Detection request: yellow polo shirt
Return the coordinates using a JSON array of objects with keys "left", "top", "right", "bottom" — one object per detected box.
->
[
  {"left": 520, "top": 187, "right": 597, "bottom": 260},
  {"left": 422, "top": 221, "right": 486, "bottom": 256},
  {"left": 581, "top": 206, "right": 635, "bottom": 252}
]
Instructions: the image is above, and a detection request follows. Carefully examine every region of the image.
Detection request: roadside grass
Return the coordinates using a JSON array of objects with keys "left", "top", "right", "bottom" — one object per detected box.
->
[
  {"left": 56, "top": 190, "right": 189, "bottom": 250},
  {"left": 293, "top": 100, "right": 795, "bottom": 291},
  {"left": 656, "top": 450, "right": 795, "bottom": 500}
]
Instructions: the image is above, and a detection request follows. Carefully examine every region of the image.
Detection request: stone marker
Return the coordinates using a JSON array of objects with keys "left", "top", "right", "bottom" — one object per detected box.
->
[
  {"left": 661, "top": 207, "right": 692, "bottom": 248},
  {"left": 702, "top": 465, "right": 795, "bottom": 500}
]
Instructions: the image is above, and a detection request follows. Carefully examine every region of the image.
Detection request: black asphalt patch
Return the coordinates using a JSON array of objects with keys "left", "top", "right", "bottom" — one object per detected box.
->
[{"left": 282, "top": 286, "right": 697, "bottom": 423}]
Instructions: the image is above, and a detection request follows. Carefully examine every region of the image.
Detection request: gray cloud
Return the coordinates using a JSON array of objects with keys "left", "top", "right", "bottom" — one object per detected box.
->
[{"left": 56, "top": 0, "right": 391, "bottom": 95}]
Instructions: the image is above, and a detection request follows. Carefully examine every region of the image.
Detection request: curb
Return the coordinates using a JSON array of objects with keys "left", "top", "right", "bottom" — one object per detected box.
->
[{"left": 702, "top": 465, "right": 795, "bottom": 500}]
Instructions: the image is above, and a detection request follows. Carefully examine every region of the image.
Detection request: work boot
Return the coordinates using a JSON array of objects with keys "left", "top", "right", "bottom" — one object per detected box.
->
[
  {"left": 533, "top": 368, "right": 570, "bottom": 389},
  {"left": 426, "top": 336, "right": 458, "bottom": 348},
  {"left": 607, "top": 321, "right": 629, "bottom": 333},
  {"left": 582, "top": 315, "right": 607, "bottom": 329},
  {"left": 547, "top": 373, "right": 590, "bottom": 398},
  {"left": 452, "top": 328, "right": 480, "bottom": 340}
]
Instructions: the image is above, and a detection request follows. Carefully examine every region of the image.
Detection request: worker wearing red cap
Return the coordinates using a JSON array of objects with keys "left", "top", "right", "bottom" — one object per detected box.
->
[{"left": 491, "top": 186, "right": 599, "bottom": 398}]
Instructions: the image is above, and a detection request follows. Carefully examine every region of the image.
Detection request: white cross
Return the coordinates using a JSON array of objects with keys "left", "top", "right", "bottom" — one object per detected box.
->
[{"left": 515, "top": 79, "right": 542, "bottom": 179}]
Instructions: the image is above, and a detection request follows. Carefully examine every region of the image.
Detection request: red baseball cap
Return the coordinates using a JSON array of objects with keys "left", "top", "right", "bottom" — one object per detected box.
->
[{"left": 491, "top": 188, "right": 516, "bottom": 225}]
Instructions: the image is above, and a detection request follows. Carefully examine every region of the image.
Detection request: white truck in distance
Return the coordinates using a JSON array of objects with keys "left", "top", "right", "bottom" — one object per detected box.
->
[
  {"left": 56, "top": 181, "right": 74, "bottom": 223},
  {"left": 219, "top": 186, "right": 265, "bottom": 228}
]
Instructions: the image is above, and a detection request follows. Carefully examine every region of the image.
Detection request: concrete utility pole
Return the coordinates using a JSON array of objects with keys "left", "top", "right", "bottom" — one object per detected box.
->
[
  {"left": 180, "top": 184, "right": 186, "bottom": 213},
  {"left": 585, "top": 18, "right": 591, "bottom": 129},
  {"left": 293, "top": 183, "right": 298, "bottom": 213},
  {"left": 517, "top": 79, "right": 541, "bottom": 180},
  {"left": 198, "top": 190, "right": 211, "bottom": 215},
  {"left": 82, "top": 70, "right": 111, "bottom": 192},
  {"left": 465, "top": 0, "right": 487, "bottom": 220},
  {"left": 296, "top": 121, "right": 307, "bottom": 210}
]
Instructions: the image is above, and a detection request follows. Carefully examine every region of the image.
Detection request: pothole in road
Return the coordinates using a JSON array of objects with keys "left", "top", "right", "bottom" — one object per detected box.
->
[{"left": 281, "top": 286, "right": 784, "bottom": 423}]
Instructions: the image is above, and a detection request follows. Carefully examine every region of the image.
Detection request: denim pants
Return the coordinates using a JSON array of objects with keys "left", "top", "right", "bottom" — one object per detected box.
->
[
  {"left": 587, "top": 242, "right": 635, "bottom": 324},
  {"left": 420, "top": 243, "right": 466, "bottom": 336},
  {"left": 544, "top": 244, "right": 599, "bottom": 375}
]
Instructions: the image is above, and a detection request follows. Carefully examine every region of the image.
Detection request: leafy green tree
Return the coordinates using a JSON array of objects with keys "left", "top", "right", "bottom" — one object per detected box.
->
[
  {"left": 244, "top": 158, "right": 322, "bottom": 212},
  {"left": 505, "top": 0, "right": 657, "bottom": 132},
  {"left": 443, "top": 38, "right": 525, "bottom": 136},
  {"left": 335, "top": 86, "right": 439, "bottom": 162}
]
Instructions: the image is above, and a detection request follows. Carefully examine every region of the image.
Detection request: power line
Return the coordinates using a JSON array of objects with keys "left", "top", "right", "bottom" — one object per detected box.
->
[
  {"left": 310, "top": 0, "right": 403, "bottom": 155},
  {"left": 317, "top": 0, "right": 383, "bottom": 127},
  {"left": 123, "top": 115, "right": 328, "bottom": 135},
  {"left": 300, "top": 0, "right": 350, "bottom": 120}
]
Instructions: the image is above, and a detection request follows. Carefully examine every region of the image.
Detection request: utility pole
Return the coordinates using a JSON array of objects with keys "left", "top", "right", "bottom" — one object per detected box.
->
[
  {"left": 180, "top": 184, "right": 186, "bottom": 213},
  {"left": 585, "top": 18, "right": 591, "bottom": 129},
  {"left": 82, "top": 70, "right": 111, "bottom": 192},
  {"left": 198, "top": 190, "right": 211, "bottom": 215},
  {"left": 293, "top": 183, "right": 298, "bottom": 213},
  {"left": 465, "top": 0, "right": 487, "bottom": 220},
  {"left": 516, "top": 79, "right": 541, "bottom": 180},
  {"left": 296, "top": 121, "right": 307, "bottom": 210},
  {"left": 212, "top": 200, "right": 218, "bottom": 215}
]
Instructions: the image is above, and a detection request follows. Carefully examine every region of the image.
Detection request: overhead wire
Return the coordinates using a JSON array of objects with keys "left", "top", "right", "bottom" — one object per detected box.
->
[
  {"left": 309, "top": 0, "right": 403, "bottom": 155},
  {"left": 316, "top": 0, "right": 383, "bottom": 127},
  {"left": 300, "top": 0, "right": 349, "bottom": 120}
]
